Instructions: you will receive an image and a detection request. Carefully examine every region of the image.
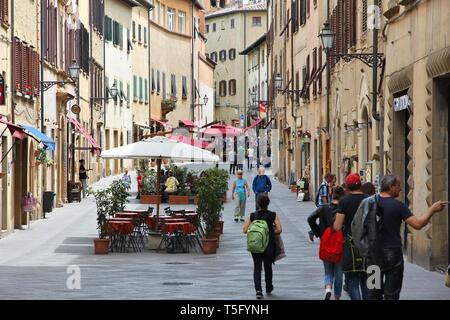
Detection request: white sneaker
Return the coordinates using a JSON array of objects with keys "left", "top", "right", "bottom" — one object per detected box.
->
[{"left": 324, "top": 288, "right": 332, "bottom": 300}]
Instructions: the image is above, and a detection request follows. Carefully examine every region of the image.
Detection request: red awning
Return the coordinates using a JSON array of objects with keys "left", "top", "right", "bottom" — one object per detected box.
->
[
  {"left": 151, "top": 117, "right": 168, "bottom": 127},
  {"left": 0, "top": 116, "right": 25, "bottom": 140},
  {"left": 202, "top": 124, "right": 243, "bottom": 137},
  {"left": 244, "top": 118, "right": 263, "bottom": 132},
  {"left": 179, "top": 119, "right": 195, "bottom": 128},
  {"left": 69, "top": 117, "right": 101, "bottom": 150},
  {"left": 169, "top": 135, "right": 213, "bottom": 149}
]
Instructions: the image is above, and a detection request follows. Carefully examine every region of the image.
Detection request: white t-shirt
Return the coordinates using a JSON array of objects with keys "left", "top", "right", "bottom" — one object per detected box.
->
[{"left": 248, "top": 148, "right": 254, "bottom": 158}]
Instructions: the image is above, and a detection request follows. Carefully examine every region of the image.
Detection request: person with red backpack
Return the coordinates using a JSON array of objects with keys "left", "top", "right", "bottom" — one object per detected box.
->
[{"left": 308, "top": 186, "right": 345, "bottom": 300}]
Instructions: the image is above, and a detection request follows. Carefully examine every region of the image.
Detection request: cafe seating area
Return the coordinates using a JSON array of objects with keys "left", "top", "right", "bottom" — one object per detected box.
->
[{"left": 105, "top": 207, "right": 203, "bottom": 254}]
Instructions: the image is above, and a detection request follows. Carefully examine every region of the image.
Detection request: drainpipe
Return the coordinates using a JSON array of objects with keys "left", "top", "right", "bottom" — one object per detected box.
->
[
  {"left": 10, "top": 0, "right": 15, "bottom": 126},
  {"left": 191, "top": 0, "right": 195, "bottom": 122},
  {"left": 148, "top": 5, "right": 151, "bottom": 128},
  {"left": 244, "top": 11, "right": 247, "bottom": 127}
]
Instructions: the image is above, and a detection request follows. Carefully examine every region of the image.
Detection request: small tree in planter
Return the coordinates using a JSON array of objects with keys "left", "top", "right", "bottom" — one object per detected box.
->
[
  {"left": 89, "top": 187, "right": 113, "bottom": 254},
  {"left": 196, "top": 168, "right": 228, "bottom": 253},
  {"left": 140, "top": 171, "right": 159, "bottom": 204},
  {"left": 110, "top": 179, "right": 130, "bottom": 212}
]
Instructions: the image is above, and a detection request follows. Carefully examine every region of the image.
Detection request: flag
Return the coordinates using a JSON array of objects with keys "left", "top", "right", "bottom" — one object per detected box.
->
[{"left": 259, "top": 101, "right": 266, "bottom": 113}]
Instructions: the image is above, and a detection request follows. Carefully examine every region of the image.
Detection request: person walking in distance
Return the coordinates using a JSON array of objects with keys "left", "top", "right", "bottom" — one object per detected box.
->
[
  {"left": 243, "top": 194, "right": 283, "bottom": 299},
  {"left": 229, "top": 149, "right": 236, "bottom": 175},
  {"left": 247, "top": 146, "right": 254, "bottom": 171},
  {"left": 310, "top": 173, "right": 336, "bottom": 242},
  {"left": 308, "top": 186, "right": 346, "bottom": 300},
  {"left": 231, "top": 170, "right": 250, "bottom": 222},
  {"left": 333, "top": 173, "right": 369, "bottom": 300},
  {"left": 79, "top": 159, "right": 92, "bottom": 199},
  {"left": 252, "top": 166, "right": 272, "bottom": 210},
  {"left": 367, "top": 175, "right": 445, "bottom": 300}
]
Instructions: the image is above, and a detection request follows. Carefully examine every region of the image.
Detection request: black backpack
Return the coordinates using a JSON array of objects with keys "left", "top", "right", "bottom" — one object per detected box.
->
[{"left": 351, "top": 194, "right": 384, "bottom": 267}]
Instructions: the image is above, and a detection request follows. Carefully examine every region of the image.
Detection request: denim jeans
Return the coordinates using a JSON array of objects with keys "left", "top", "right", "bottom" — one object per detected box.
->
[
  {"left": 251, "top": 246, "right": 275, "bottom": 293},
  {"left": 368, "top": 248, "right": 404, "bottom": 300},
  {"left": 346, "top": 271, "right": 368, "bottom": 300},
  {"left": 80, "top": 179, "right": 87, "bottom": 198},
  {"left": 323, "top": 261, "right": 343, "bottom": 298}
]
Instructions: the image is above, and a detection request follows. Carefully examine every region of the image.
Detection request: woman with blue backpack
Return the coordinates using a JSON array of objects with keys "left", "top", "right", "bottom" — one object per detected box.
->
[{"left": 243, "top": 194, "right": 282, "bottom": 300}]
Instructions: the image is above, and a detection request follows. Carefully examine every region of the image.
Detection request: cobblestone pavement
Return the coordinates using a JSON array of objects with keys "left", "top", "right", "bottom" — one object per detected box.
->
[{"left": 0, "top": 164, "right": 448, "bottom": 300}]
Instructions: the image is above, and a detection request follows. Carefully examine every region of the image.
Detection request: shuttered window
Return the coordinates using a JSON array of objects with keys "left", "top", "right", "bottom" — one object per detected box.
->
[
  {"left": 133, "top": 76, "right": 137, "bottom": 101},
  {"left": 105, "top": 16, "right": 112, "bottom": 41},
  {"left": 318, "top": 47, "right": 323, "bottom": 94},
  {"left": 362, "top": 0, "right": 368, "bottom": 34},
  {"left": 170, "top": 74, "right": 176, "bottom": 98},
  {"left": 312, "top": 48, "right": 317, "bottom": 97},
  {"left": 0, "top": 0, "right": 9, "bottom": 24},
  {"left": 182, "top": 76, "right": 188, "bottom": 99},
  {"left": 43, "top": 1, "right": 58, "bottom": 66},
  {"left": 157, "top": 70, "right": 160, "bottom": 94},
  {"left": 219, "top": 80, "right": 227, "bottom": 97},
  {"left": 229, "top": 79, "right": 236, "bottom": 96},
  {"left": 91, "top": 0, "right": 104, "bottom": 36},
  {"left": 13, "top": 38, "right": 39, "bottom": 97},
  {"left": 139, "top": 77, "right": 143, "bottom": 102},
  {"left": 300, "top": 0, "right": 306, "bottom": 26},
  {"left": 162, "top": 73, "right": 166, "bottom": 99},
  {"left": 78, "top": 23, "right": 90, "bottom": 74},
  {"left": 145, "top": 79, "right": 148, "bottom": 103},
  {"left": 151, "top": 69, "right": 155, "bottom": 93}
]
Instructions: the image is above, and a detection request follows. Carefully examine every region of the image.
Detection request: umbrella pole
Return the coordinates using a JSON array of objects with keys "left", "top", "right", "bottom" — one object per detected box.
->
[{"left": 156, "top": 158, "right": 161, "bottom": 229}]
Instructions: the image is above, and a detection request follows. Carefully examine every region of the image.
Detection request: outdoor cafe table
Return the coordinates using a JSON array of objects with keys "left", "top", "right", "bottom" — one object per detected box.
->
[
  {"left": 159, "top": 222, "right": 197, "bottom": 253},
  {"left": 115, "top": 212, "right": 141, "bottom": 219}
]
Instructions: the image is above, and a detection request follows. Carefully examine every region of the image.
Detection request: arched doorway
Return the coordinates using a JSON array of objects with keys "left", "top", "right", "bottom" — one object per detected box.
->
[{"left": 360, "top": 107, "right": 372, "bottom": 182}]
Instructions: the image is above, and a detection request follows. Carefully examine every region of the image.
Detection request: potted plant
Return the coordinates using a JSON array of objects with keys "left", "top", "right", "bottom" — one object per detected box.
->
[
  {"left": 167, "top": 165, "right": 191, "bottom": 204},
  {"left": 140, "top": 171, "right": 160, "bottom": 204},
  {"left": 89, "top": 187, "right": 113, "bottom": 254},
  {"left": 109, "top": 179, "right": 130, "bottom": 213},
  {"left": 196, "top": 168, "right": 228, "bottom": 254}
]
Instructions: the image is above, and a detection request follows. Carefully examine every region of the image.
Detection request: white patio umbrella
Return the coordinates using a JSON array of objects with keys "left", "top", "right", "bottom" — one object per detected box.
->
[{"left": 100, "top": 136, "right": 219, "bottom": 223}]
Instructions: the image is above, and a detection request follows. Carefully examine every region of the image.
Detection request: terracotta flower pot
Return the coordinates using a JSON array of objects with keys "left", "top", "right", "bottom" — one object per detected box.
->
[
  {"left": 216, "top": 220, "right": 224, "bottom": 234},
  {"left": 201, "top": 238, "right": 217, "bottom": 254},
  {"left": 93, "top": 238, "right": 110, "bottom": 254},
  {"left": 207, "top": 232, "right": 221, "bottom": 248},
  {"left": 140, "top": 194, "right": 161, "bottom": 204},
  {"left": 169, "top": 195, "right": 190, "bottom": 205}
]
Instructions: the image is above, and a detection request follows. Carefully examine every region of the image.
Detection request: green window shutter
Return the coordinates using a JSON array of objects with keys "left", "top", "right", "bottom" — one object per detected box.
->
[
  {"left": 119, "top": 24, "right": 123, "bottom": 49},
  {"left": 139, "top": 77, "right": 143, "bottom": 101},
  {"left": 127, "top": 83, "right": 130, "bottom": 106},
  {"left": 145, "top": 79, "right": 148, "bottom": 103},
  {"left": 133, "top": 76, "right": 137, "bottom": 100}
]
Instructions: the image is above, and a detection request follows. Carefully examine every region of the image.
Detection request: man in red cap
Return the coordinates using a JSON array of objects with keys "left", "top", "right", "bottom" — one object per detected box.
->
[{"left": 333, "top": 172, "right": 369, "bottom": 300}]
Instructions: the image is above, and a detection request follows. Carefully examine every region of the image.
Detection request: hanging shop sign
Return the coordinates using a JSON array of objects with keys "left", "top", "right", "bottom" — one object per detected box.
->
[{"left": 394, "top": 94, "right": 410, "bottom": 112}]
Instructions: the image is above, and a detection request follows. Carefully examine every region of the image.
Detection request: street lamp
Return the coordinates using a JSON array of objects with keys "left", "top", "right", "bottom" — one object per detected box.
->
[
  {"left": 318, "top": 22, "right": 335, "bottom": 52},
  {"left": 68, "top": 60, "right": 80, "bottom": 80},
  {"left": 202, "top": 94, "right": 208, "bottom": 105},
  {"left": 274, "top": 73, "right": 283, "bottom": 91},
  {"left": 109, "top": 83, "right": 118, "bottom": 100}
]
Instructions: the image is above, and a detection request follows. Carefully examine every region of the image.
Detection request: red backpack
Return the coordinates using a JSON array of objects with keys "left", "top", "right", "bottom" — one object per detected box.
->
[{"left": 319, "top": 227, "right": 344, "bottom": 264}]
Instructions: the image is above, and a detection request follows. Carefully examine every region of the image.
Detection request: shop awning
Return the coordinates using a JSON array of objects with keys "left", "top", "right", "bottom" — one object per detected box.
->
[
  {"left": 179, "top": 119, "right": 195, "bottom": 128},
  {"left": 0, "top": 116, "right": 25, "bottom": 140},
  {"left": 69, "top": 117, "right": 100, "bottom": 150},
  {"left": 244, "top": 118, "right": 263, "bottom": 132},
  {"left": 21, "top": 125, "right": 56, "bottom": 151},
  {"left": 150, "top": 117, "right": 168, "bottom": 127}
]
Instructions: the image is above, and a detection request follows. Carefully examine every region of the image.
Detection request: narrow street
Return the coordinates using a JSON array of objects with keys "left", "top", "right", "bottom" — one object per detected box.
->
[{"left": 0, "top": 165, "right": 448, "bottom": 300}]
